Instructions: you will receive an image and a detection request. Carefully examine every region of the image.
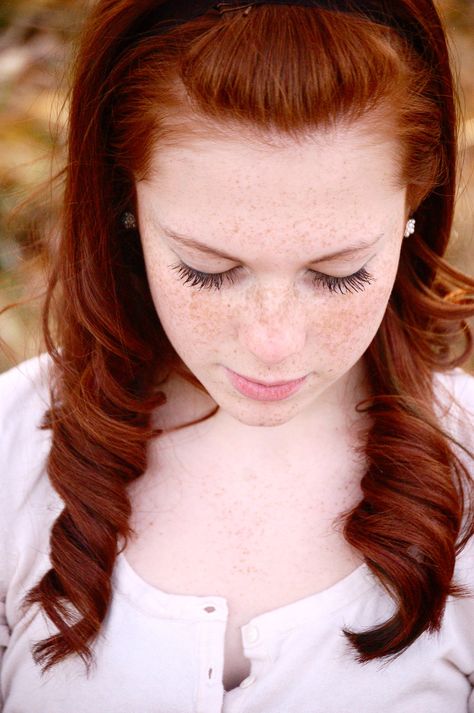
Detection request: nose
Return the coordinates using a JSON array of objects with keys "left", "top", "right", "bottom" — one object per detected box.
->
[{"left": 238, "top": 285, "right": 307, "bottom": 366}]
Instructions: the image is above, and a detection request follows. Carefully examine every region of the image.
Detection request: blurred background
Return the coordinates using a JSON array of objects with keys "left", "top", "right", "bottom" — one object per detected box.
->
[{"left": 0, "top": 0, "right": 473, "bottom": 373}]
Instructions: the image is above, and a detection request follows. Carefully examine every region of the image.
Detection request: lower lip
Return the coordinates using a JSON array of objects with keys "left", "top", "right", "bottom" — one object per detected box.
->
[{"left": 225, "top": 369, "right": 307, "bottom": 402}]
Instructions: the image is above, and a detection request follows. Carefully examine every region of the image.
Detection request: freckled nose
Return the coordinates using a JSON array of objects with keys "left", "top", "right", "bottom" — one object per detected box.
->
[{"left": 238, "top": 289, "right": 307, "bottom": 365}]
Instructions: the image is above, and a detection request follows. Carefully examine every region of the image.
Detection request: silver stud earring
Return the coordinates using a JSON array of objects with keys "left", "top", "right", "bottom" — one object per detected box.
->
[
  {"left": 122, "top": 211, "right": 137, "bottom": 230},
  {"left": 404, "top": 218, "right": 416, "bottom": 238}
]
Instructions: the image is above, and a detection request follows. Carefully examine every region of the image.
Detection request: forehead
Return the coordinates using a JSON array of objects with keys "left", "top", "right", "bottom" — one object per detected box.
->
[{"left": 137, "top": 118, "right": 403, "bottom": 251}]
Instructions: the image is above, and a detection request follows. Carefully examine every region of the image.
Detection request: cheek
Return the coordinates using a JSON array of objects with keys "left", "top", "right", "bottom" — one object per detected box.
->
[
  {"left": 145, "top": 247, "right": 398, "bottom": 371},
  {"left": 312, "top": 273, "right": 395, "bottom": 370},
  {"left": 146, "top": 264, "right": 230, "bottom": 355}
]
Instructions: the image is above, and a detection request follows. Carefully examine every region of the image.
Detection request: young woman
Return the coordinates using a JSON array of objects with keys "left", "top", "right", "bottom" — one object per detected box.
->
[{"left": 1, "top": 1, "right": 474, "bottom": 710}]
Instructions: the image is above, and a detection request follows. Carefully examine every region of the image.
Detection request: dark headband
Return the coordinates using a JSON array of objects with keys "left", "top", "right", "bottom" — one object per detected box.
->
[{"left": 152, "top": 0, "right": 427, "bottom": 55}]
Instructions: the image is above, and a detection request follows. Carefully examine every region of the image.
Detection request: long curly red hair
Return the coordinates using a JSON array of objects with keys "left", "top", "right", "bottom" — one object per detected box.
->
[{"left": 23, "top": 0, "right": 474, "bottom": 671}]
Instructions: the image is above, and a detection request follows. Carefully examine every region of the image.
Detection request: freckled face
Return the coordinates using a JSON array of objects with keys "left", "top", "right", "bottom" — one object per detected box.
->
[{"left": 135, "top": 120, "right": 407, "bottom": 427}]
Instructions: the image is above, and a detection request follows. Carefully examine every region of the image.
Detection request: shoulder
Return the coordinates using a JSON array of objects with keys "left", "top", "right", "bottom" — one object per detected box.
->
[
  {"left": 0, "top": 352, "right": 53, "bottom": 429},
  {"left": 435, "top": 369, "right": 474, "bottom": 558},
  {"left": 434, "top": 367, "right": 474, "bottom": 409},
  {"left": 433, "top": 368, "right": 474, "bottom": 446},
  {"left": 0, "top": 353, "right": 55, "bottom": 492},
  {"left": 0, "top": 351, "right": 57, "bottom": 498},
  {"left": 0, "top": 354, "right": 60, "bottom": 593}
]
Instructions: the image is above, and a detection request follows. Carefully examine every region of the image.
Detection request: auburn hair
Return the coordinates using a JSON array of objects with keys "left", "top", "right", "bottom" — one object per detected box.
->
[{"left": 23, "top": 0, "right": 474, "bottom": 671}]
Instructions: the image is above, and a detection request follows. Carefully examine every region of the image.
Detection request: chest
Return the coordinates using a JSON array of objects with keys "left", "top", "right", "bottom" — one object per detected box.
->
[{"left": 125, "top": 449, "right": 363, "bottom": 691}]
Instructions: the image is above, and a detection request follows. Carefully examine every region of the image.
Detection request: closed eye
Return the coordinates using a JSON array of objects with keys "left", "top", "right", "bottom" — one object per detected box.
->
[
  {"left": 170, "top": 261, "right": 374, "bottom": 295},
  {"left": 311, "top": 267, "right": 374, "bottom": 294},
  {"left": 171, "top": 262, "right": 241, "bottom": 290}
]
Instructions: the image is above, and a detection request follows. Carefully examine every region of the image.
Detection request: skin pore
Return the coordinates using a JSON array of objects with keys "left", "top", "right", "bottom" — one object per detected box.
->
[{"left": 128, "top": 116, "right": 410, "bottom": 690}]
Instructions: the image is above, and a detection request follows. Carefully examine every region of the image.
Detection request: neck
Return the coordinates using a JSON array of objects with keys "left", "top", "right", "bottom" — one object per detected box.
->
[{"left": 153, "top": 360, "right": 370, "bottom": 461}]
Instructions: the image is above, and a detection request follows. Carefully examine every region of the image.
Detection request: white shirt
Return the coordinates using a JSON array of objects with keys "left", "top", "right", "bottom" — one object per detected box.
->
[{"left": 1, "top": 354, "right": 474, "bottom": 713}]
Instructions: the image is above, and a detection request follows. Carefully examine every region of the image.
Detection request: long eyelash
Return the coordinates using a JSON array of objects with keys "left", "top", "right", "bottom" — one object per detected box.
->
[
  {"left": 172, "top": 261, "right": 374, "bottom": 295},
  {"left": 311, "top": 267, "right": 374, "bottom": 295},
  {"left": 171, "top": 262, "right": 240, "bottom": 290}
]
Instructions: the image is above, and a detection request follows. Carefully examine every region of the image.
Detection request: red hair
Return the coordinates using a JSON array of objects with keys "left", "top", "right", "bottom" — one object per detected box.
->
[{"left": 23, "top": 0, "right": 474, "bottom": 671}]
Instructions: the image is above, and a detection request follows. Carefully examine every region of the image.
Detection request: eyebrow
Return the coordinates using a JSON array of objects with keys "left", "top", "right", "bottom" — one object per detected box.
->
[{"left": 160, "top": 226, "right": 383, "bottom": 263}]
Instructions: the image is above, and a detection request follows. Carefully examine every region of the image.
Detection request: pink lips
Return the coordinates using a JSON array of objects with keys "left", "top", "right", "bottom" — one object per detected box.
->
[{"left": 225, "top": 368, "right": 307, "bottom": 402}]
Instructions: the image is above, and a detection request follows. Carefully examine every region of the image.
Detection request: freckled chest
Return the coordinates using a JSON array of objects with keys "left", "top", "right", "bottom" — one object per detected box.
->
[{"left": 125, "top": 428, "right": 365, "bottom": 691}]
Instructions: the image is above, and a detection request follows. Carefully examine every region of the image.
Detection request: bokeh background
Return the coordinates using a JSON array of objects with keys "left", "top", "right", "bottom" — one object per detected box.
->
[{"left": 0, "top": 0, "right": 473, "bottom": 373}]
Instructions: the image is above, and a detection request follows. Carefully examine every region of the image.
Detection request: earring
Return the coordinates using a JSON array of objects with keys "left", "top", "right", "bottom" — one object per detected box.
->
[
  {"left": 404, "top": 218, "right": 416, "bottom": 238},
  {"left": 122, "top": 211, "right": 137, "bottom": 230}
]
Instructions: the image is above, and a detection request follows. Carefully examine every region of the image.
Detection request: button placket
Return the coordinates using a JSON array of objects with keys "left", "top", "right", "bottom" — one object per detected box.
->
[
  {"left": 203, "top": 604, "right": 219, "bottom": 689},
  {"left": 239, "top": 674, "right": 257, "bottom": 689},
  {"left": 240, "top": 622, "right": 274, "bottom": 689},
  {"left": 195, "top": 600, "right": 227, "bottom": 713},
  {"left": 242, "top": 624, "right": 260, "bottom": 646}
]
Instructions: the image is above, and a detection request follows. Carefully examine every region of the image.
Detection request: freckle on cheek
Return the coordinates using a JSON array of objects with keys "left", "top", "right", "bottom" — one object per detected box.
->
[
  {"left": 184, "top": 299, "right": 221, "bottom": 339},
  {"left": 320, "top": 300, "right": 384, "bottom": 358}
]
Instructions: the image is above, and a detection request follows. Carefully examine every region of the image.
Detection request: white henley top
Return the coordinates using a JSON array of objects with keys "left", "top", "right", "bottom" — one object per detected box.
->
[{"left": 1, "top": 354, "right": 474, "bottom": 713}]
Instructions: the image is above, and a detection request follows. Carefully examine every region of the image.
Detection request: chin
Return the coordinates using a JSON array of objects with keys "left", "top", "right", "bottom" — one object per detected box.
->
[{"left": 223, "top": 399, "right": 303, "bottom": 428}]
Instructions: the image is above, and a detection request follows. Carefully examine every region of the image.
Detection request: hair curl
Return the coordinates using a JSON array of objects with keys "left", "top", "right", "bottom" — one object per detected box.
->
[{"left": 22, "top": 0, "right": 474, "bottom": 671}]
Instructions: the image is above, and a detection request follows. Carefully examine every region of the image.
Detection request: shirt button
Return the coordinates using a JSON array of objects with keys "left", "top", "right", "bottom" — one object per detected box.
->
[
  {"left": 243, "top": 624, "right": 260, "bottom": 645},
  {"left": 240, "top": 674, "right": 257, "bottom": 689}
]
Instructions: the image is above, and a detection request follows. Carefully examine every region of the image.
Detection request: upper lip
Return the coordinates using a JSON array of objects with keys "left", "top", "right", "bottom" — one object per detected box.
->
[{"left": 229, "top": 369, "right": 307, "bottom": 386}]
